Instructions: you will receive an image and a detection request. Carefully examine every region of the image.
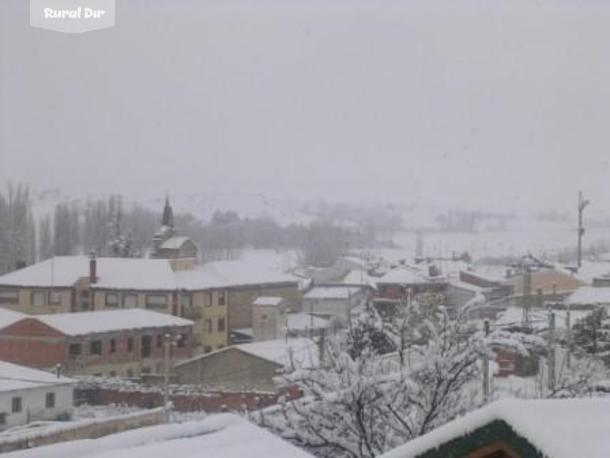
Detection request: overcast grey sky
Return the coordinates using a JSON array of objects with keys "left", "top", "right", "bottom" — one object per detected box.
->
[{"left": 2, "top": 0, "right": 610, "bottom": 212}]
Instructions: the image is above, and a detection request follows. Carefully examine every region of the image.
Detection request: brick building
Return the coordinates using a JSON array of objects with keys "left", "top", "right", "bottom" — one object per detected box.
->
[{"left": 0, "top": 308, "right": 193, "bottom": 377}]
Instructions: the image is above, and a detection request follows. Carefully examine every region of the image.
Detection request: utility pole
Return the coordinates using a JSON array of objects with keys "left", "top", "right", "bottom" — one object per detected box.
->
[
  {"left": 522, "top": 261, "right": 531, "bottom": 327},
  {"left": 163, "top": 333, "right": 171, "bottom": 422},
  {"left": 483, "top": 319, "right": 490, "bottom": 404},
  {"left": 547, "top": 312, "right": 556, "bottom": 394},
  {"left": 577, "top": 191, "right": 590, "bottom": 269},
  {"left": 566, "top": 305, "right": 572, "bottom": 369}
]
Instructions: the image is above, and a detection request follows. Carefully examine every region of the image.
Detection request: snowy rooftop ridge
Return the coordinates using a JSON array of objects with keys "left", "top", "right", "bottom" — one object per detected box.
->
[
  {"left": 160, "top": 236, "right": 192, "bottom": 250},
  {"left": 0, "top": 360, "right": 76, "bottom": 392},
  {"left": 0, "top": 256, "right": 176, "bottom": 290},
  {"left": 175, "top": 337, "right": 318, "bottom": 369},
  {"left": 0, "top": 254, "right": 300, "bottom": 292},
  {"left": 381, "top": 398, "right": 610, "bottom": 458},
  {"left": 0, "top": 308, "right": 193, "bottom": 336}
]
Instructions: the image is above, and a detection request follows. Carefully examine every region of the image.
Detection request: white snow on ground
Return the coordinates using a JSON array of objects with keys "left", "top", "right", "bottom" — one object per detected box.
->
[
  {"left": 381, "top": 398, "right": 610, "bottom": 458},
  {"left": 565, "top": 286, "right": 610, "bottom": 306},
  {"left": 0, "top": 309, "right": 193, "bottom": 336},
  {"left": 3, "top": 413, "right": 312, "bottom": 458}
]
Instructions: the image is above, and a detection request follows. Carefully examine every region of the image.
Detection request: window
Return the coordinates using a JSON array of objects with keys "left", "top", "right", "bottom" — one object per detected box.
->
[
  {"left": 157, "top": 334, "right": 163, "bottom": 348},
  {"left": 110, "top": 371, "right": 117, "bottom": 377},
  {"left": 32, "top": 291, "right": 46, "bottom": 306},
  {"left": 204, "top": 346, "right": 212, "bottom": 353},
  {"left": 105, "top": 292, "right": 119, "bottom": 307},
  {"left": 205, "top": 319, "right": 213, "bottom": 333},
  {"left": 126, "top": 368, "right": 134, "bottom": 378},
  {"left": 68, "top": 343, "right": 82, "bottom": 358},
  {"left": 204, "top": 293, "right": 212, "bottom": 307},
  {"left": 0, "top": 413, "right": 6, "bottom": 425},
  {"left": 217, "top": 291, "right": 226, "bottom": 306},
  {"left": 180, "top": 294, "right": 192, "bottom": 308},
  {"left": 11, "top": 397, "right": 22, "bottom": 413},
  {"left": 217, "top": 318, "right": 225, "bottom": 332},
  {"left": 123, "top": 293, "right": 137, "bottom": 308},
  {"left": 45, "top": 392, "right": 55, "bottom": 409},
  {"left": 0, "top": 289, "right": 19, "bottom": 304},
  {"left": 90, "top": 340, "right": 102, "bottom": 355},
  {"left": 176, "top": 333, "right": 186, "bottom": 348},
  {"left": 110, "top": 339, "right": 116, "bottom": 353},
  {"left": 127, "top": 337, "right": 134, "bottom": 352},
  {"left": 49, "top": 291, "right": 61, "bottom": 305},
  {"left": 141, "top": 335, "right": 152, "bottom": 358},
  {"left": 146, "top": 294, "right": 167, "bottom": 308},
  {"left": 217, "top": 344, "right": 224, "bottom": 350}
]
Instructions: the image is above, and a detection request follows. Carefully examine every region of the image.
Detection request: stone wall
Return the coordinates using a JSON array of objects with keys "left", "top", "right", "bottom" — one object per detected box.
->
[{"left": 0, "top": 408, "right": 164, "bottom": 454}]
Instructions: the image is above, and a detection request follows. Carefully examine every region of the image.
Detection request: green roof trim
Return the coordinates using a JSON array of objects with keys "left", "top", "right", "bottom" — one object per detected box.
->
[{"left": 415, "top": 420, "right": 544, "bottom": 458}]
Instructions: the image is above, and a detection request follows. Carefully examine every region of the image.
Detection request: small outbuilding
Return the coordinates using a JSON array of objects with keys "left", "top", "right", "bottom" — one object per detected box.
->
[{"left": 0, "top": 360, "right": 76, "bottom": 430}]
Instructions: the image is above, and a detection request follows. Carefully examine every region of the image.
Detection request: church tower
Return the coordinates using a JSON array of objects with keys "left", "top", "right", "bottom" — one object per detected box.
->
[{"left": 150, "top": 195, "right": 198, "bottom": 270}]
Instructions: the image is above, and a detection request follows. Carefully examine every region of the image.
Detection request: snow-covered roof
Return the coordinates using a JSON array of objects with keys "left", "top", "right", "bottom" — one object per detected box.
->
[
  {"left": 0, "top": 256, "right": 176, "bottom": 290},
  {"left": 3, "top": 413, "right": 313, "bottom": 458},
  {"left": 160, "top": 236, "right": 192, "bottom": 250},
  {"left": 342, "top": 269, "right": 378, "bottom": 289},
  {"left": 252, "top": 296, "right": 284, "bottom": 307},
  {"left": 285, "top": 313, "right": 329, "bottom": 331},
  {"left": 381, "top": 398, "right": 610, "bottom": 458},
  {"left": 0, "top": 360, "right": 76, "bottom": 392},
  {"left": 495, "top": 306, "right": 591, "bottom": 331},
  {"left": 174, "top": 259, "right": 298, "bottom": 290},
  {"left": 376, "top": 266, "right": 443, "bottom": 285},
  {"left": 565, "top": 287, "right": 610, "bottom": 306},
  {"left": 0, "top": 307, "right": 27, "bottom": 329},
  {"left": 237, "top": 338, "right": 318, "bottom": 368},
  {"left": 178, "top": 338, "right": 318, "bottom": 370},
  {"left": 559, "top": 261, "right": 610, "bottom": 285},
  {"left": 0, "top": 309, "right": 193, "bottom": 336},
  {"left": 303, "top": 286, "right": 363, "bottom": 300}
]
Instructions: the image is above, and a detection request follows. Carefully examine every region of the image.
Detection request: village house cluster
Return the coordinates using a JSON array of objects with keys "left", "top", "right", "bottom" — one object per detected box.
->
[{"left": 2, "top": 199, "right": 610, "bottom": 449}]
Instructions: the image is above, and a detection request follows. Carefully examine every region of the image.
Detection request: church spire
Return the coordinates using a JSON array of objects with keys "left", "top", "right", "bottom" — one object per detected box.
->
[{"left": 162, "top": 194, "right": 174, "bottom": 228}]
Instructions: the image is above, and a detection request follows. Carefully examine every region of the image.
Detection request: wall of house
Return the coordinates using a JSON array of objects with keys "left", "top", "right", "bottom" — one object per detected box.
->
[
  {"left": 252, "top": 303, "right": 286, "bottom": 341},
  {"left": 0, "top": 319, "right": 67, "bottom": 369},
  {"left": 0, "top": 322, "right": 192, "bottom": 377},
  {"left": 0, "top": 286, "right": 74, "bottom": 314},
  {"left": 0, "top": 384, "right": 74, "bottom": 430},
  {"left": 168, "top": 258, "right": 197, "bottom": 271},
  {"left": 91, "top": 290, "right": 174, "bottom": 314},
  {"left": 227, "top": 283, "right": 300, "bottom": 331},
  {"left": 0, "top": 408, "right": 164, "bottom": 453},
  {"left": 62, "top": 327, "right": 193, "bottom": 377},
  {"left": 174, "top": 348, "right": 282, "bottom": 391},
  {"left": 301, "top": 290, "right": 367, "bottom": 322},
  {"left": 188, "top": 290, "right": 228, "bottom": 353}
]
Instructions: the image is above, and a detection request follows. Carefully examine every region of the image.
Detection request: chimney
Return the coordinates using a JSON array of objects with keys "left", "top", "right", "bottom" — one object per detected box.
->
[
  {"left": 55, "top": 363, "right": 62, "bottom": 379},
  {"left": 89, "top": 251, "right": 97, "bottom": 284}
]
